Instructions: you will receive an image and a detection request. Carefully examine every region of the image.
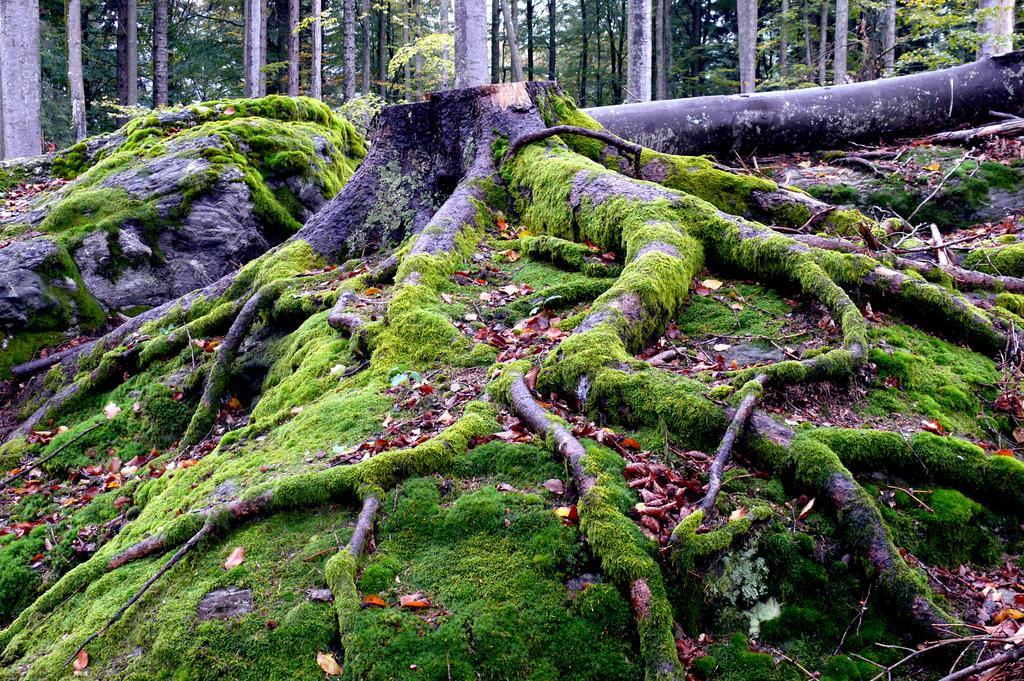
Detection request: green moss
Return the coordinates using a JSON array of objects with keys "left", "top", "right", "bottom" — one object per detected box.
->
[
  {"left": 693, "top": 634, "right": 801, "bottom": 681},
  {"left": 964, "top": 242, "right": 1024, "bottom": 277},
  {"left": 865, "top": 323, "right": 999, "bottom": 435}
]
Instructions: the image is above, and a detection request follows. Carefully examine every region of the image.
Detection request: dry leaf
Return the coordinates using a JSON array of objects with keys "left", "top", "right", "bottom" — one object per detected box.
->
[
  {"left": 224, "top": 546, "right": 245, "bottom": 569},
  {"left": 542, "top": 479, "right": 565, "bottom": 495},
  {"left": 797, "top": 497, "right": 816, "bottom": 520},
  {"left": 399, "top": 593, "right": 431, "bottom": 609},
  {"left": 712, "top": 343, "right": 731, "bottom": 352},
  {"left": 364, "top": 287, "right": 382, "bottom": 296},
  {"left": 362, "top": 594, "right": 386, "bottom": 608},
  {"left": 728, "top": 507, "right": 748, "bottom": 522},
  {"left": 921, "top": 420, "right": 945, "bottom": 436},
  {"left": 72, "top": 648, "right": 89, "bottom": 672},
  {"left": 701, "top": 278, "right": 723, "bottom": 290},
  {"left": 923, "top": 161, "right": 941, "bottom": 171},
  {"left": 103, "top": 401, "right": 122, "bottom": 420},
  {"left": 503, "top": 249, "right": 521, "bottom": 262},
  {"left": 316, "top": 651, "right": 343, "bottom": 675}
]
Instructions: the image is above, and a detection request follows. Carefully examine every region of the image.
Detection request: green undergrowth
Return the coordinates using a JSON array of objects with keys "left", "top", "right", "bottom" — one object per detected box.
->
[
  {"left": 340, "top": 442, "right": 639, "bottom": 680},
  {"left": 807, "top": 157, "right": 1024, "bottom": 231},
  {"left": 0, "top": 508, "right": 354, "bottom": 680},
  {"left": 675, "top": 282, "right": 791, "bottom": 339},
  {"left": 864, "top": 323, "right": 1000, "bottom": 436}
]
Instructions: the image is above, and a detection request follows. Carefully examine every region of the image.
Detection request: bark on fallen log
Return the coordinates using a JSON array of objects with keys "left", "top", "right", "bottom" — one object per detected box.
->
[{"left": 584, "top": 52, "right": 1024, "bottom": 155}]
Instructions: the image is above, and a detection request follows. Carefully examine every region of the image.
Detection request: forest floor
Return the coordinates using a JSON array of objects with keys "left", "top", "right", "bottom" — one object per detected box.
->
[{"left": 1, "top": 124, "right": 1023, "bottom": 681}]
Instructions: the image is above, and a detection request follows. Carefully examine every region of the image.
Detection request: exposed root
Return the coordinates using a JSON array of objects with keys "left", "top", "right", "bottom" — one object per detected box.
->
[
  {"left": 180, "top": 289, "right": 271, "bottom": 448},
  {"left": 325, "top": 494, "right": 380, "bottom": 650},
  {"left": 698, "top": 374, "right": 765, "bottom": 514},
  {"left": 501, "top": 371, "right": 679, "bottom": 681},
  {"left": 503, "top": 125, "right": 643, "bottom": 177}
]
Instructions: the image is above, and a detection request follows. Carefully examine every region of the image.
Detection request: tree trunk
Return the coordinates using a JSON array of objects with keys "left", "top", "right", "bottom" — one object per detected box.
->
[
  {"left": 455, "top": 0, "right": 488, "bottom": 87},
  {"left": 117, "top": 0, "right": 138, "bottom": 106},
  {"left": 67, "top": 0, "right": 87, "bottom": 140},
  {"left": 440, "top": 0, "right": 451, "bottom": 88},
  {"left": 737, "top": 0, "right": 757, "bottom": 92},
  {"left": 258, "top": 0, "right": 268, "bottom": 96},
  {"left": 491, "top": 0, "right": 501, "bottom": 82},
  {"left": 342, "top": 0, "right": 355, "bottom": 99},
  {"left": 500, "top": 0, "right": 525, "bottom": 81},
  {"left": 402, "top": 4, "right": 411, "bottom": 97},
  {"left": 379, "top": 1, "right": 389, "bottom": 95},
  {"left": 654, "top": 0, "right": 668, "bottom": 99},
  {"left": 153, "top": 0, "right": 169, "bottom": 106},
  {"left": 414, "top": 0, "right": 423, "bottom": 98},
  {"left": 834, "top": 0, "right": 848, "bottom": 83},
  {"left": 779, "top": 0, "right": 789, "bottom": 77},
  {"left": 288, "top": 0, "right": 300, "bottom": 95},
  {"left": 626, "top": 0, "right": 651, "bottom": 102},
  {"left": 311, "top": 0, "right": 323, "bottom": 99},
  {"left": 0, "top": 0, "right": 43, "bottom": 159},
  {"left": 580, "top": 0, "right": 589, "bottom": 104},
  {"left": 803, "top": 0, "right": 814, "bottom": 68},
  {"left": 548, "top": 0, "right": 556, "bottom": 79},
  {"left": 882, "top": 0, "right": 895, "bottom": 75},
  {"left": 585, "top": 51, "right": 1024, "bottom": 155},
  {"left": 361, "top": 0, "right": 371, "bottom": 95},
  {"left": 526, "top": 0, "right": 535, "bottom": 79},
  {"left": 979, "top": 0, "right": 1015, "bottom": 57},
  {"left": 244, "top": 0, "right": 262, "bottom": 97},
  {"left": 818, "top": 0, "right": 829, "bottom": 84}
]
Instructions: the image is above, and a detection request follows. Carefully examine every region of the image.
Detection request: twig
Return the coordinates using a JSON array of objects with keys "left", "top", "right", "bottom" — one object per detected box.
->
[
  {"left": 907, "top": 154, "right": 971, "bottom": 223},
  {"left": 1, "top": 422, "right": 104, "bottom": 490},
  {"left": 937, "top": 643, "right": 1024, "bottom": 681}
]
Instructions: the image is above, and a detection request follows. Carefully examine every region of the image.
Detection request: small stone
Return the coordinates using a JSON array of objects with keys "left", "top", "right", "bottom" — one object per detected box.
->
[{"left": 196, "top": 586, "right": 253, "bottom": 621}]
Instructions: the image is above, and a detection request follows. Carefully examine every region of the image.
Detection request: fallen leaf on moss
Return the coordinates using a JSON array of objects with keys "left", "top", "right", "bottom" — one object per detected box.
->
[
  {"left": 555, "top": 505, "right": 579, "bottom": 524},
  {"left": 399, "top": 593, "right": 431, "bottom": 608},
  {"left": 364, "top": 287, "right": 382, "bottom": 296},
  {"left": 797, "top": 497, "right": 815, "bottom": 520},
  {"left": 316, "top": 651, "right": 343, "bottom": 675},
  {"left": 103, "top": 402, "right": 121, "bottom": 419},
  {"left": 224, "top": 546, "right": 245, "bottom": 569},
  {"left": 362, "top": 594, "right": 386, "bottom": 608},
  {"left": 701, "top": 278, "right": 723, "bottom": 290},
  {"left": 72, "top": 649, "right": 88, "bottom": 672},
  {"left": 921, "top": 420, "right": 945, "bottom": 435},
  {"left": 729, "top": 507, "right": 748, "bottom": 522}
]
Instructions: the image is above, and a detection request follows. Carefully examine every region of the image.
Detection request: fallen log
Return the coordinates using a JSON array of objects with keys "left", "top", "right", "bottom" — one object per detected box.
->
[{"left": 584, "top": 52, "right": 1024, "bottom": 155}]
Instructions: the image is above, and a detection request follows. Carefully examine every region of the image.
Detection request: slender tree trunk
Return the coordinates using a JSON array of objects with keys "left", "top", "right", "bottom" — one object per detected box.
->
[
  {"left": 818, "top": 0, "right": 829, "bottom": 84},
  {"left": 342, "top": 0, "right": 356, "bottom": 99},
  {"left": 402, "top": 3, "right": 411, "bottom": 97},
  {"left": 655, "top": 0, "right": 667, "bottom": 98},
  {"left": 361, "top": 0, "right": 371, "bottom": 94},
  {"left": 580, "top": 0, "right": 589, "bottom": 104},
  {"left": 803, "top": 0, "right": 814, "bottom": 68},
  {"left": 379, "top": 1, "right": 389, "bottom": 95},
  {"left": 882, "top": 0, "right": 895, "bottom": 75},
  {"left": 243, "top": 0, "right": 262, "bottom": 96},
  {"left": 308, "top": 0, "right": 322, "bottom": 98},
  {"left": 834, "top": 0, "right": 848, "bottom": 83},
  {"left": 737, "top": 0, "right": 757, "bottom": 92},
  {"left": 500, "top": 0, "right": 525, "bottom": 81},
  {"left": 526, "top": 0, "right": 534, "bottom": 79},
  {"left": 491, "top": 0, "right": 501, "bottom": 82},
  {"left": 66, "top": 0, "right": 87, "bottom": 140},
  {"left": 244, "top": 0, "right": 252, "bottom": 93},
  {"left": 547, "top": 0, "right": 556, "bottom": 79},
  {"left": 287, "top": 0, "right": 299, "bottom": 94},
  {"left": 117, "top": 0, "right": 138, "bottom": 106},
  {"left": 979, "top": 0, "right": 1015, "bottom": 57},
  {"left": 626, "top": 0, "right": 652, "bottom": 101},
  {"left": 153, "top": 0, "right": 169, "bottom": 106},
  {"left": 455, "top": 0, "right": 488, "bottom": 87},
  {"left": 258, "top": 0, "right": 268, "bottom": 95},
  {"left": 439, "top": 0, "right": 451, "bottom": 87},
  {"left": 779, "top": 0, "right": 789, "bottom": 77},
  {"left": 413, "top": 0, "right": 423, "bottom": 98}
]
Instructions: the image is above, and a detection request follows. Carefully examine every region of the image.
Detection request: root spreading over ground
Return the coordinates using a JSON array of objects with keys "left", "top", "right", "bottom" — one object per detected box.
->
[{"left": 0, "top": 83, "right": 1023, "bottom": 681}]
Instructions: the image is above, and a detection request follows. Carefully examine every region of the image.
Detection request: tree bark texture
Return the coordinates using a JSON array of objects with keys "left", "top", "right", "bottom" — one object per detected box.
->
[
  {"left": 440, "top": 0, "right": 451, "bottom": 87},
  {"left": 153, "top": 0, "right": 169, "bottom": 106},
  {"left": 117, "top": 0, "right": 138, "bottom": 106},
  {"left": 0, "top": 0, "right": 43, "bottom": 159},
  {"left": 737, "top": 0, "right": 757, "bottom": 92},
  {"left": 67, "top": 0, "right": 87, "bottom": 140},
  {"left": 526, "top": 0, "right": 535, "bottom": 79},
  {"left": 547, "top": 0, "right": 556, "bottom": 79},
  {"left": 818, "top": 0, "right": 828, "bottom": 84},
  {"left": 361, "top": 0, "right": 372, "bottom": 94},
  {"left": 979, "top": 0, "right": 1015, "bottom": 57},
  {"left": 654, "top": 0, "right": 668, "bottom": 99},
  {"left": 455, "top": 0, "right": 489, "bottom": 87},
  {"left": 586, "top": 51, "right": 1024, "bottom": 155},
  {"left": 379, "top": 1, "right": 389, "bottom": 95},
  {"left": 626, "top": 0, "right": 652, "bottom": 102},
  {"left": 312, "top": 0, "right": 323, "bottom": 99},
  {"left": 779, "top": 0, "right": 789, "bottom": 76},
  {"left": 344, "top": 0, "right": 357, "bottom": 99}
]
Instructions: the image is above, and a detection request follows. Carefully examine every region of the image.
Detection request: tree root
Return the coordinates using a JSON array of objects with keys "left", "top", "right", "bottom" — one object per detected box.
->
[
  {"left": 325, "top": 494, "right": 380, "bottom": 651},
  {"left": 501, "top": 370, "right": 679, "bottom": 681},
  {"left": 502, "top": 125, "right": 644, "bottom": 177},
  {"left": 180, "top": 289, "right": 272, "bottom": 448},
  {"left": 698, "top": 375, "right": 764, "bottom": 514}
]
